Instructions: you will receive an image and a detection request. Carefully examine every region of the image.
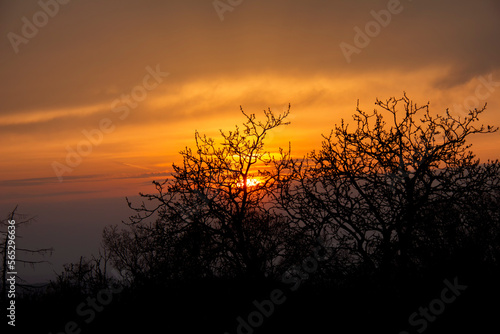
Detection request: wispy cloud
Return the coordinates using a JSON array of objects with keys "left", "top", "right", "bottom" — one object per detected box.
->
[
  {"left": 0, "top": 174, "right": 108, "bottom": 187},
  {"left": 1, "top": 0, "right": 499, "bottom": 203},
  {"left": 0, "top": 103, "right": 109, "bottom": 126}
]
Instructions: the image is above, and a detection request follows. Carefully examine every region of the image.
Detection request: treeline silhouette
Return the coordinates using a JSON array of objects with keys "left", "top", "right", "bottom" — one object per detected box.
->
[{"left": 4, "top": 94, "right": 500, "bottom": 333}]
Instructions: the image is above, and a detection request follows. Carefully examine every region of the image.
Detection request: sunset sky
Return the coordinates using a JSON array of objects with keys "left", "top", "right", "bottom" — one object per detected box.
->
[{"left": 1, "top": 0, "right": 500, "bottom": 281}]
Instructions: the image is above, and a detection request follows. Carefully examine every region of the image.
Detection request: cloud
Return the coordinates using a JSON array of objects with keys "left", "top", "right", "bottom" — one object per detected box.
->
[
  {"left": 2, "top": 0, "right": 499, "bottom": 116},
  {"left": 1, "top": 0, "right": 499, "bottom": 203},
  {"left": 0, "top": 174, "right": 107, "bottom": 187}
]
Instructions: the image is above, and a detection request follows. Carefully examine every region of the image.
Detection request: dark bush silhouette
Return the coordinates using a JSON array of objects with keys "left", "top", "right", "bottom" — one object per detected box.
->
[{"left": 7, "top": 95, "right": 500, "bottom": 333}]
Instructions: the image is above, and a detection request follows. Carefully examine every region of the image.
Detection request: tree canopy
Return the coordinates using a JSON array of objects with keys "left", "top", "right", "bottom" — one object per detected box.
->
[{"left": 12, "top": 94, "right": 499, "bottom": 333}]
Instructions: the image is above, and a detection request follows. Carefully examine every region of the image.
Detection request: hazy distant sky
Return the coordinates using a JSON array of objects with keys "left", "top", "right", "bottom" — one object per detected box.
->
[{"left": 1, "top": 0, "right": 500, "bottom": 281}]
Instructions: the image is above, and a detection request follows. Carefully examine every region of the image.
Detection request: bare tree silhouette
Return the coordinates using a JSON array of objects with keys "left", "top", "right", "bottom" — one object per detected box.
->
[
  {"left": 1, "top": 206, "right": 52, "bottom": 303},
  {"left": 275, "top": 93, "right": 500, "bottom": 285},
  {"left": 17, "top": 96, "right": 500, "bottom": 333},
  {"left": 50, "top": 250, "right": 116, "bottom": 296},
  {"left": 105, "top": 106, "right": 296, "bottom": 283}
]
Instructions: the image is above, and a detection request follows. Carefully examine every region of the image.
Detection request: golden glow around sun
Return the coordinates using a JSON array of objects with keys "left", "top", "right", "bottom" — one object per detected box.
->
[{"left": 236, "top": 178, "right": 261, "bottom": 188}]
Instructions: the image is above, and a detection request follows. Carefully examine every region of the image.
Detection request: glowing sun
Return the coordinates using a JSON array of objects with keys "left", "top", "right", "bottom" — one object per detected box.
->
[{"left": 236, "top": 178, "right": 261, "bottom": 188}]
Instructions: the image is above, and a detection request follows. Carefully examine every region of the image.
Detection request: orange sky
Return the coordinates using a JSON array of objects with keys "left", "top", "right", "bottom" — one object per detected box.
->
[{"left": 1, "top": 0, "right": 499, "bottom": 281}]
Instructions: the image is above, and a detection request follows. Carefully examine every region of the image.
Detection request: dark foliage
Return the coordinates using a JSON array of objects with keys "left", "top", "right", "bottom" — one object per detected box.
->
[{"left": 6, "top": 95, "right": 500, "bottom": 333}]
